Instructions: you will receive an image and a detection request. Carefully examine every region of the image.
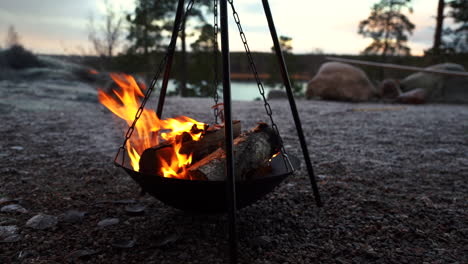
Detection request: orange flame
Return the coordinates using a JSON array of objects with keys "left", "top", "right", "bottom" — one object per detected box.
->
[{"left": 98, "top": 73, "right": 205, "bottom": 178}]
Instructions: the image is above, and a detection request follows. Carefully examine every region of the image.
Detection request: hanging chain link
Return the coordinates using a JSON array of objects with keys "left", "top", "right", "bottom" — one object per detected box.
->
[
  {"left": 212, "top": 0, "right": 220, "bottom": 124},
  {"left": 115, "top": 0, "right": 196, "bottom": 166},
  {"left": 227, "top": 0, "right": 292, "bottom": 169}
]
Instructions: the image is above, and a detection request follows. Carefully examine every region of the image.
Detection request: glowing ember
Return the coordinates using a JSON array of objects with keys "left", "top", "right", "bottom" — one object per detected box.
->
[
  {"left": 98, "top": 73, "right": 206, "bottom": 178},
  {"left": 88, "top": 69, "right": 99, "bottom": 75}
]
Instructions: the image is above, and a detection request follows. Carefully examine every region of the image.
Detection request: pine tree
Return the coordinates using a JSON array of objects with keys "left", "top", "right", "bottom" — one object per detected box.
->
[
  {"left": 265, "top": 36, "right": 302, "bottom": 96},
  {"left": 126, "top": 0, "right": 174, "bottom": 55},
  {"left": 432, "top": 0, "right": 446, "bottom": 55},
  {"left": 358, "top": 0, "right": 415, "bottom": 58},
  {"left": 175, "top": 0, "right": 212, "bottom": 97},
  {"left": 126, "top": 0, "right": 213, "bottom": 96},
  {"left": 443, "top": 0, "right": 468, "bottom": 53}
]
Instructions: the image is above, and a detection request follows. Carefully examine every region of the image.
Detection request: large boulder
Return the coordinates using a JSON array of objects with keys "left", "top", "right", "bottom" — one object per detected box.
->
[
  {"left": 306, "top": 62, "right": 376, "bottom": 102},
  {"left": 397, "top": 88, "right": 427, "bottom": 104},
  {"left": 400, "top": 63, "right": 468, "bottom": 103}
]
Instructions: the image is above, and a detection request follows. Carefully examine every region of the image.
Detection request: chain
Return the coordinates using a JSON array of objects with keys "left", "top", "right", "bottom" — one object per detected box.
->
[
  {"left": 227, "top": 0, "right": 292, "bottom": 169},
  {"left": 212, "top": 0, "right": 220, "bottom": 124},
  {"left": 115, "top": 0, "right": 196, "bottom": 166}
]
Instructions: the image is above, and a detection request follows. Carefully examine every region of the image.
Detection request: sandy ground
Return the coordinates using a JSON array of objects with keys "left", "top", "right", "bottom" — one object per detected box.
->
[{"left": 0, "top": 79, "right": 467, "bottom": 263}]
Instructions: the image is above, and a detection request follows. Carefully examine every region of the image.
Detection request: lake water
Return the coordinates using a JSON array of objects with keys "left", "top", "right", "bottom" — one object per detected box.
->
[{"left": 165, "top": 81, "right": 306, "bottom": 101}]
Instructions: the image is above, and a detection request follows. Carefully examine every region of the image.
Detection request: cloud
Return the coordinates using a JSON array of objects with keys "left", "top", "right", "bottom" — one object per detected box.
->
[
  {"left": 0, "top": 0, "right": 96, "bottom": 19},
  {"left": 0, "top": 0, "right": 442, "bottom": 55}
]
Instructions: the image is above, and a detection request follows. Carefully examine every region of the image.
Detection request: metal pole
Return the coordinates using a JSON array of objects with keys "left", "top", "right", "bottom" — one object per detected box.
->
[
  {"left": 156, "top": 0, "right": 185, "bottom": 118},
  {"left": 220, "top": 0, "right": 238, "bottom": 263},
  {"left": 261, "top": 0, "right": 322, "bottom": 207}
]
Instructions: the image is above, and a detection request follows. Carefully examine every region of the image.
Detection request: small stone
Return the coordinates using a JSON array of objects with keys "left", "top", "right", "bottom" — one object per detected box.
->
[
  {"left": 26, "top": 214, "right": 58, "bottom": 230},
  {"left": 154, "top": 233, "right": 179, "bottom": 247},
  {"left": 61, "top": 210, "right": 87, "bottom": 223},
  {"left": 2, "top": 234, "right": 21, "bottom": 243},
  {"left": 66, "top": 249, "right": 98, "bottom": 260},
  {"left": 17, "top": 250, "right": 37, "bottom": 260},
  {"left": 114, "top": 199, "right": 137, "bottom": 204},
  {"left": 1, "top": 204, "right": 27, "bottom": 214},
  {"left": 0, "top": 225, "right": 21, "bottom": 243},
  {"left": 10, "top": 146, "right": 24, "bottom": 151},
  {"left": 97, "top": 218, "right": 119, "bottom": 227},
  {"left": 125, "top": 204, "right": 146, "bottom": 216},
  {"left": 0, "top": 216, "right": 18, "bottom": 225},
  {"left": 250, "top": 235, "right": 272, "bottom": 247},
  {"left": 267, "top": 89, "right": 287, "bottom": 100},
  {"left": 0, "top": 197, "right": 13, "bottom": 205},
  {"left": 112, "top": 238, "right": 136, "bottom": 249}
]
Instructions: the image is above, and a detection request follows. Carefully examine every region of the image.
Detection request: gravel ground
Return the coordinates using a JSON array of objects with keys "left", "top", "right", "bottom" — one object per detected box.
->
[{"left": 0, "top": 79, "right": 467, "bottom": 263}]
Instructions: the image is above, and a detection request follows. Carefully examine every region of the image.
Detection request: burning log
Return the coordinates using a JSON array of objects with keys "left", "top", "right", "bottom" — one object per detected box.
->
[
  {"left": 139, "top": 121, "right": 242, "bottom": 175},
  {"left": 188, "top": 123, "right": 280, "bottom": 181}
]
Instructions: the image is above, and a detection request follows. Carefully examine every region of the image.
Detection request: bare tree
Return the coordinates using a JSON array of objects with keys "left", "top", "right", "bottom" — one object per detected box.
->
[
  {"left": 5, "top": 25, "right": 20, "bottom": 48},
  {"left": 88, "top": 0, "right": 123, "bottom": 59}
]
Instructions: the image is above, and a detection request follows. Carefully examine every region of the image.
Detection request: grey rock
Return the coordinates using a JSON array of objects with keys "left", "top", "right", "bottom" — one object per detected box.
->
[
  {"left": 26, "top": 214, "right": 58, "bottom": 230},
  {"left": 400, "top": 63, "right": 468, "bottom": 103},
  {"left": 97, "top": 218, "right": 119, "bottom": 227},
  {"left": 0, "top": 225, "right": 21, "bottom": 243},
  {"left": 1, "top": 204, "right": 27, "bottom": 214},
  {"left": 112, "top": 238, "right": 136, "bottom": 249},
  {"left": 10, "top": 146, "right": 24, "bottom": 151},
  {"left": 61, "top": 210, "right": 87, "bottom": 223},
  {"left": 125, "top": 204, "right": 146, "bottom": 216}
]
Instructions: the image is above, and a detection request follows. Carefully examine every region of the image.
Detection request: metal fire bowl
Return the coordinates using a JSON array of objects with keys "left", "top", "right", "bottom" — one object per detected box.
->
[{"left": 120, "top": 154, "right": 300, "bottom": 213}]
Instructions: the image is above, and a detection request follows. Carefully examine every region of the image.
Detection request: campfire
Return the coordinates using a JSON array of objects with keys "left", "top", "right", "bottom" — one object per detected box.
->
[{"left": 99, "top": 73, "right": 280, "bottom": 181}]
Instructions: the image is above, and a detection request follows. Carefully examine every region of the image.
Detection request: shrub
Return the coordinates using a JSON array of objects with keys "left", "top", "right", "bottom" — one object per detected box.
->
[{"left": 1, "top": 45, "right": 43, "bottom": 69}]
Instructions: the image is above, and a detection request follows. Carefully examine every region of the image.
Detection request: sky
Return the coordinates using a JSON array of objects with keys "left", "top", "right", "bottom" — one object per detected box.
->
[{"left": 0, "top": 0, "right": 448, "bottom": 56}]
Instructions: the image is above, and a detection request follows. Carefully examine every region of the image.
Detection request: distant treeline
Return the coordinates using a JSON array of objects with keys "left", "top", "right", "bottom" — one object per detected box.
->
[{"left": 62, "top": 52, "right": 468, "bottom": 84}]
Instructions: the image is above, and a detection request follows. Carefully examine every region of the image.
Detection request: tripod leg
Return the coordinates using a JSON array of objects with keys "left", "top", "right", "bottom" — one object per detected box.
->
[
  {"left": 261, "top": 0, "right": 322, "bottom": 207},
  {"left": 156, "top": 0, "right": 185, "bottom": 118},
  {"left": 220, "top": 0, "right": 238, "bottom": 263}
]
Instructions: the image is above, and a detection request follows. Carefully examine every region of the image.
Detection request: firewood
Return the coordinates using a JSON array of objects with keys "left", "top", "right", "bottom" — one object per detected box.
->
[
  {"left": 180, "top": 120, "right": 241, "bottom": 161},
  {"left": 188, "top": 123, "right": 280, "bottom": 181},
  {"left": 138, "top": 121, "right": 241, "bottom": 175}
]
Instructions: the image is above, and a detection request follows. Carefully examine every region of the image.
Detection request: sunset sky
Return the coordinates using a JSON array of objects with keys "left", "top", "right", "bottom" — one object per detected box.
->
[{"left": 0, "top": 0, "right": 451, "bottom": 56}]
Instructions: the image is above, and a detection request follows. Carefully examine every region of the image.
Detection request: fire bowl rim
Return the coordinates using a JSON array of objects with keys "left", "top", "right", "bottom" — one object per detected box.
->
[{"left": 116, "top": 153, "right": 300, "bottom": 213}]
